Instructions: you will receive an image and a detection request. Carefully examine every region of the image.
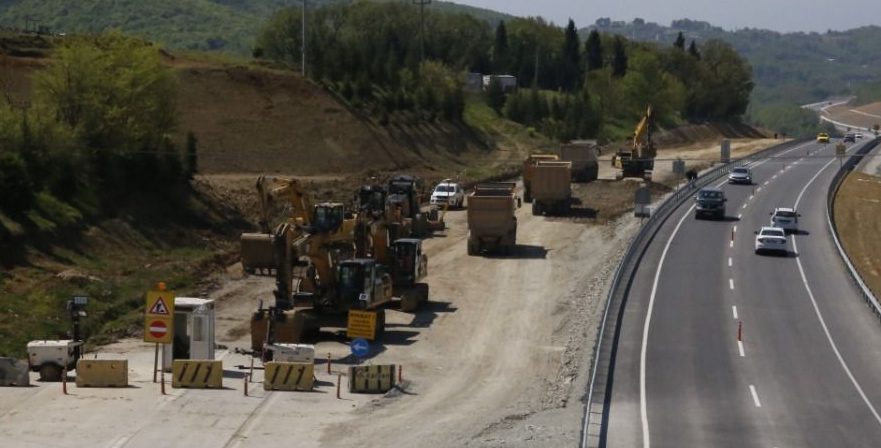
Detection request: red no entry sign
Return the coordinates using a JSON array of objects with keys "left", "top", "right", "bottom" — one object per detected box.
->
[{"left": 149, "top": 320, "right": 168, "bottom": 339}]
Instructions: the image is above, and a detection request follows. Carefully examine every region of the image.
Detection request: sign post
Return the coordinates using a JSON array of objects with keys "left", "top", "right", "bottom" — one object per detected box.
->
[
  {"left": 720, "top": 139, "right": 731, "bottom": 164},
  {"left": 145, "top": 282, "right": 175, "bottom": 382},
  {"left": 836, "top": 143, "right": 846, "bottom": 169},
  {"left": 634, "top": 185, "right": 652, "bottom": 219}
]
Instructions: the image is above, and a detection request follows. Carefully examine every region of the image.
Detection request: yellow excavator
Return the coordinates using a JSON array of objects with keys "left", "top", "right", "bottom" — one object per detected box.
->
[
  {"left": 354, "top": 183, "right": 429, "bottom": 312},
  {"left": 612, "top": 105, "right": 656, "bottom": 181}
]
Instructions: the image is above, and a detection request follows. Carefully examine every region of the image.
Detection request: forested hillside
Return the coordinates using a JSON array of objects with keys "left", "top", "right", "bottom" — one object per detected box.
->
[
  {"left": 257, "top": 2, "right": 752, "bottom": 142},
  {"left": 0, "top": 0, "right": 510, "bottom": 54}
]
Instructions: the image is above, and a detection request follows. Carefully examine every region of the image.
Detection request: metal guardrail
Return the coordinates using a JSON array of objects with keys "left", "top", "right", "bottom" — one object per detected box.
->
[
  {"left": 825, "top": 137, "right": 881, "bottom": 320},
  {"left": 579, "top": 137, "right": 811, "bottom": 448}
]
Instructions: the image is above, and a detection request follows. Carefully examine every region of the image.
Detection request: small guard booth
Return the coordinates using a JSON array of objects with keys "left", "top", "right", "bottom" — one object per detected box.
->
[{"left": 162, "top": 297, "right": 215, "bottom": 371}]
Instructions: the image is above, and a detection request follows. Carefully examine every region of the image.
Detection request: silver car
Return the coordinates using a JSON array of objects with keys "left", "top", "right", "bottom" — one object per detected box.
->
[
  {"left": 728, "top": 167, "right": 752, "bottom": 184},
  {"left": 770, "top": 207, "right": 800, "bottom": 233}
]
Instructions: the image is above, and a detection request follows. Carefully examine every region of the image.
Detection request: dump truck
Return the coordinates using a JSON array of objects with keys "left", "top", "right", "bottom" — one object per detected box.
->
[
  {"left": 531, "top": 161, "right": 572, "bottom": 216},
  {"left": 612, "top": 105, "right": 656, "bottom": 181},
  {"left": 522, "top": 154, "right": 560, "bottom": 203},
  {"left": 467, "top": 183, "right": 520, "bottom": 255},
  {"left": 560, "top": 141, "right": 599, "bottom": 182}
]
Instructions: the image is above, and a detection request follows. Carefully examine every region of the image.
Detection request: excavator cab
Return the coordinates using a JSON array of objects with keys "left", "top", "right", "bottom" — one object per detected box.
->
[
  {"left": 311, "top": 203, "right": 345, "bottom": 233},
  {"left": 336, "top": 259, "right": 392, "bottom": 309},
  {"left": 390, "top": 239, "right": 426, "bottom": 285},
  {"left": 356, "top": 185, "right": 388, "bottom": 216}
]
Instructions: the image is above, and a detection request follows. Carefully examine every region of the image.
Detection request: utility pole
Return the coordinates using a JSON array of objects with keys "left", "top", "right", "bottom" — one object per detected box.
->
[
  {"left": 301, "top": 0, "right": 307, "bottom": 76},
  {"left": 412, "top": 0, "right": 431, "bottom": 63}
]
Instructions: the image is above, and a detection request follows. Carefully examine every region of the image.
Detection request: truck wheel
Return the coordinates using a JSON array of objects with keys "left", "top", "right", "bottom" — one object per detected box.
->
[
  {"left": 373, "top": 309, "right": 386, "bottom": 340},
  {"left": 467, "top": 239, "right": 478, "bottom": 256},
  {"left": 401, "top": 292, "right": 419, "bottom": 312},
  {"left": 39, "top": 363, "right": 62, "bottom": 382},
  {"left": 419, "top": 283, "right": 430, "bottom": 303}
]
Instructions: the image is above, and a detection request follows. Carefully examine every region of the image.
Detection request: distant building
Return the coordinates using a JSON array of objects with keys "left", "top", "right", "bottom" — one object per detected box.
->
[{"left": 482, "top": 75, "right": 517, "bottom": 92}]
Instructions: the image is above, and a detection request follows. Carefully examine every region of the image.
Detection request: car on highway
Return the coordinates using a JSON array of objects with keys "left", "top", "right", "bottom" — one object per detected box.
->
[
  {"left": 770, "top": 207, "right": 800, "bottom": 233},
  {"left": 816, "top": 132, "right": 830, "bottom": 143},
  {"left": 430, "top": 179, "right": 465, "bottom": 208},
  {"left": 844, "top": 133, "right": 856, "bottom": 143},
  {"left": 856, "top": 132, "right": 864, "bottom": 140},
  {"left": 728, "top": 167, "right": 752, "bottom": 184},
  {"left": 694, "top": 187, "right": 727, "bottom": 220},
  {"left": 755, "top": 226, "right": 789, "bottom": 255}
]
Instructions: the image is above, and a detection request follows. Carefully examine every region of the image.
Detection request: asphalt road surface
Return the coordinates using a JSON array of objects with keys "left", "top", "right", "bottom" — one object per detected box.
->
[{"left": 603, "top": 139, "right": 881, "bottom": 447}]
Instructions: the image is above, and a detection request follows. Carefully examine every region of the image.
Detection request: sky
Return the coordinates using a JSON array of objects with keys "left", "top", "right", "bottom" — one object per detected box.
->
[{"left": 449, "top": 0, "right": 881, "bottom": 33}]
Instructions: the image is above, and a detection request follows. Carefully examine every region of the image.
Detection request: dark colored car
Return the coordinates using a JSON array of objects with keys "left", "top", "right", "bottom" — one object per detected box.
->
[
  {"left": 844, "top": 133, "right": 856, "bottom": 143},
  {"left": 694, "top": 187, "right": 727, "bottom": 220}
]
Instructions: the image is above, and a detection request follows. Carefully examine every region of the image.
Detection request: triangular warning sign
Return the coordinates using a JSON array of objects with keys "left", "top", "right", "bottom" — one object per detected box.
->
[{"left": 149, "top": 297, "right": 170, "bottom": 315}]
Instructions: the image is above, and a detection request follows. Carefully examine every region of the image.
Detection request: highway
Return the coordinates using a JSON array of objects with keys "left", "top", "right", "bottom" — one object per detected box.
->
[{"left": 601, "top": 139, "right": 881, "bottom": 447}]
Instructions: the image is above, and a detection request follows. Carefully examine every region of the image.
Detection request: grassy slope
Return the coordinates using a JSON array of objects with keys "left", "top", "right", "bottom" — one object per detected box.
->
[{"left": 835, "top": 171, "right": 881, "bottom": 301}]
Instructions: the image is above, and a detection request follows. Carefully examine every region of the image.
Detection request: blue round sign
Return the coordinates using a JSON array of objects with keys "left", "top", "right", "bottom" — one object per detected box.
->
[{"left": 351, "top": 338, "right": 370, "bottom": 358}]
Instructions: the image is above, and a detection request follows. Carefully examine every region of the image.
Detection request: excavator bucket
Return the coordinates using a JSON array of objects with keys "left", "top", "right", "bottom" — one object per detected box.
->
[{"left": 241, "top": 233, "right": 275, "bottom": 275}]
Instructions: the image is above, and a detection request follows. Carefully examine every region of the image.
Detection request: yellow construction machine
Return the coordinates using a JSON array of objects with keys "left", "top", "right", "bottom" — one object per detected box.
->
[
  {"left": 354, "top": 183, "right": 430, "bottom": 312},
  {"left": 241, "top": 176, "right": 429, "bottom": 360},
  {"left": 612, "top": 105, "right": 656, "bottom": 181}
]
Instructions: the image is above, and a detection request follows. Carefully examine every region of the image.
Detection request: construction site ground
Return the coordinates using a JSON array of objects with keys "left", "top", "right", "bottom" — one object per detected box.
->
[{"left": 0, "top": 137, "right": 782, "bottom": 447}]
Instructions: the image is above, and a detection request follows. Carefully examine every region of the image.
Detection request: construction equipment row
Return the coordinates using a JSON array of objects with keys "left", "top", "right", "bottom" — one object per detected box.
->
[{"left": 240, "top": 175, "right": 441, "bottom": 360}]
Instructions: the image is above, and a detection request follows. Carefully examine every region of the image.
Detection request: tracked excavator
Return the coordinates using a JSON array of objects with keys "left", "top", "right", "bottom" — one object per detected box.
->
[
  {"left": 612, "top": 105, "right": 656, "bottom": 181},
  {"left": 386, "top": 175, "right": 445, "bottom": 237}
]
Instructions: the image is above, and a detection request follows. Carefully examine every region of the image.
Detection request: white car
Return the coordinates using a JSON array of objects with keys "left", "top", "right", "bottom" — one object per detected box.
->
[
  {"left": 770, "top": 207, "right": 800, "bottom": 233},
  {"left": 856, "top": 132, "right": 864, "bottom": 140},
  {"left": 430, "top": 179, "right": 465, "bottom": 208},
  {"left": 755, "top": 226, "right": 789, "bottom": 255}
]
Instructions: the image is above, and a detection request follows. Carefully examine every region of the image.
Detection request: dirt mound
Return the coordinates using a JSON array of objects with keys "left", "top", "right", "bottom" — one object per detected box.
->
[
  {"left": 653, "top": 122, "right": 769, "bottom": 148},
  {"left": 171, "top": 63, "right": 503, "bottom": 177}
]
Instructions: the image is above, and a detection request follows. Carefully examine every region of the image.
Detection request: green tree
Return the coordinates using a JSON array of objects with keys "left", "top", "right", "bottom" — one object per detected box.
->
[
  {"left": 486, "top": 78, "right": 506, "bottom": 114},
  {"left": 611, "top": 37, "right": 628, "bottom": 77},
  {"left": 688, "top": 40, "right": 701, "bottom": 60},
  {"left": 585, "top": 30, "right": 603, "bottom": 72},
  {"left": 35, "top": 34, "right": 177, "bottom": 153},
  {"left": 185, "top": 131, "right": 198, "bottom": 180},
  {"left": 0, "top": 150, "right": 34, "bottom": 213},
  {"left": 699, "top": 39, "right": 753, "bottom": 118},
  {"left": 674, "top": 32, "right": 685, "bottom": 50},
  {"left": 493, "top": 20, "right": 510, "bottom": 73},
  {"left": 560, "top": 19, "right": 582, "bottom": 91}
]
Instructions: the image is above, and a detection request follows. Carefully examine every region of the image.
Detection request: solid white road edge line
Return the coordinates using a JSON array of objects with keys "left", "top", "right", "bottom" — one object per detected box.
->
[
  {"left": 791, "top": 153, "right": 881, "bottom": 428},
  {"left": 750, "top": 385, "right": 762, "bottom": 407}
]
